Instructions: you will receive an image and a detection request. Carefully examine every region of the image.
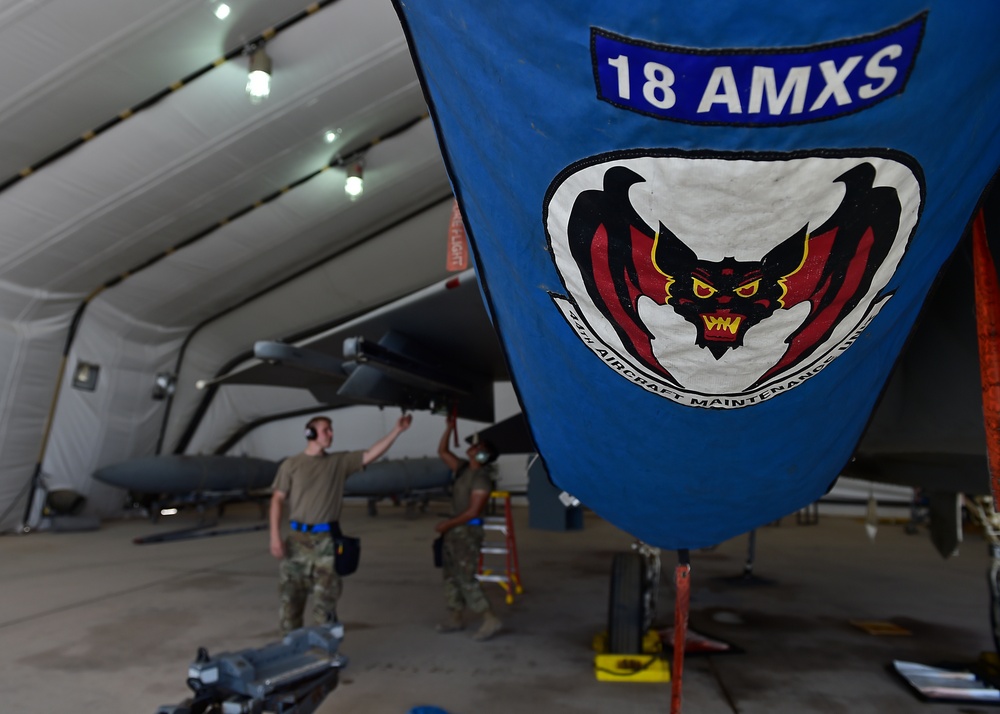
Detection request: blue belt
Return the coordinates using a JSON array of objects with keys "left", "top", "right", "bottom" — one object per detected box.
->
[
  {"left": 466, "top": 518, "right": 483, "bottom": 526},
  {"left": 290, "top": 520, "right": 339, "bottom": 534}
]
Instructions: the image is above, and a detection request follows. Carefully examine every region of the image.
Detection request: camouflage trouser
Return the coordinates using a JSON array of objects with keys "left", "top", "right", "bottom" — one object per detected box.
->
[
  {"left": 278, "top": 531, "right": 342, "bottom": 633},
  {"left": 442, "top": 524, "right": 490, "bottom": 614}
]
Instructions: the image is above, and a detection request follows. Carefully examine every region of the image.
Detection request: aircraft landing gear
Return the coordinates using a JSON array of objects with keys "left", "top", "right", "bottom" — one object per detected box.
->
[
  {"left": 990, "top": 546, "right": 1000, "bottom": 656},
  {"left": 964, "top": 496, "right": 1000, "bottom": 654},
  {"left": 607, "top": 542, "right": 661, "bottom": 653}
]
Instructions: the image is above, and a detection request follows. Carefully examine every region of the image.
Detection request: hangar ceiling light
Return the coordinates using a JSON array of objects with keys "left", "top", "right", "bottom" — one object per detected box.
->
[
  {"left": 345, "top": 161, "right": 364, "bottom": 199},
  {"left": 245, "top": 44, "right": 272, "bottom": 104}
]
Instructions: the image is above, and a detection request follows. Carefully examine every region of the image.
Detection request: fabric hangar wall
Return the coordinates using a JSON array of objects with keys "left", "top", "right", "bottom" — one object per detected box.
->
[{"left": 0, "top": 0, "right": 465, "bottom": 533}]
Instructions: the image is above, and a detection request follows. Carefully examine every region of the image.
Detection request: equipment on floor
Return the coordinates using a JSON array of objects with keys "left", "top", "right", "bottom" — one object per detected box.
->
[
  {"left": 156, "top": 624, "right": 346, "bottom": 714},
  {"left": 593, "top": 628, "right": 669, "bottom": 683},
  {"left": 476, "top": 490, "right": 523, "bottom": 604},
  {"left": 892, "top": 657, "right": 1000, "bottom": 704},
  {"left": 594, "top": 653, "right": 671, "bottom": 683},
  {"left": 133, "top": 521, "right": 269, "bottom": 545}
]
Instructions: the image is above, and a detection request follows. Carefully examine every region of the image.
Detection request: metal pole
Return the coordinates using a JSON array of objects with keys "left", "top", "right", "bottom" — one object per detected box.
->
[{"left": 670, "top": 549, "right": 691, "bottom": 714}]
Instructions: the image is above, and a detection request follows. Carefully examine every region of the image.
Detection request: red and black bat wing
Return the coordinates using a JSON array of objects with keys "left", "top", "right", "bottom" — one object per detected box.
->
[
  {"left": 757, "top": 162, "right": 904, "bottom": 383},
  {"left": 566, "top": 166, "right": 678, "bottom": 383}
]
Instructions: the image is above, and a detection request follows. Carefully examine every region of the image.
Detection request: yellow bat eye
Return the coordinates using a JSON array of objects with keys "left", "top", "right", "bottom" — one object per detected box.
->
[
  {"left": 735, "top": 280, "right": 760, "bottom": 298},
  {"left": 692, "top": 278, "right": 717, "bottom": 298}
]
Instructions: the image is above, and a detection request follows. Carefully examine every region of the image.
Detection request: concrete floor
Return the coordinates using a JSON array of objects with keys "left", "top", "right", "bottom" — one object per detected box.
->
[{"left": 1, "top": 499, "right": 997, "bottom": 714}]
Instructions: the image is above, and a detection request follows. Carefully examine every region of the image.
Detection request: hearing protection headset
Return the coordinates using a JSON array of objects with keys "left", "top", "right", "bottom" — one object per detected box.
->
[
  {"left": 474, "top": 450, "right": 490, "bottom": 464},
  {"left": 305, "top": 416, "right": 332, "bottom": 441}
]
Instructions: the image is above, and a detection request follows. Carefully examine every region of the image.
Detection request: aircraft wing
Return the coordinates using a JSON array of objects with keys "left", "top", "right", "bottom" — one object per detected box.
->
[
  {"left": 392, "top": 1, "right": 1000, "bottom": 549},
  {"left": 203, "top": 269, "right": 507, "bottom": 422}
]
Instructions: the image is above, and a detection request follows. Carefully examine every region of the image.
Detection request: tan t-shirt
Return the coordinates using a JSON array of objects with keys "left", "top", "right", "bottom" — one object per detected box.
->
[
  {"left": 450, "top": 461, "right": 494, "bottom": 517},
  {"left": 271, "top": 450, "right": 365, "bottom": 524}
]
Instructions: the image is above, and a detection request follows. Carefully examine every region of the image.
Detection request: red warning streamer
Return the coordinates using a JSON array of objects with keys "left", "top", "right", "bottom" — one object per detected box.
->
[
  {"left": 446, "top": 200, "right": 469, "bottom": 272},
  {"left": 973, "top": 208, "right": 1000, "bottom": 511}
]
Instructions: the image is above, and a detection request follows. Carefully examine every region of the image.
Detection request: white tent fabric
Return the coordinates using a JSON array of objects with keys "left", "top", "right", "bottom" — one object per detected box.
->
[
  {"left": 0, "top": 286, "right": 78, "bottom": 529},
  {"left": 0, "top": 1, "right": 461, "bottom": 531},
  {"left": 41, "top": 301, "right": 187, "bottom": 516}
]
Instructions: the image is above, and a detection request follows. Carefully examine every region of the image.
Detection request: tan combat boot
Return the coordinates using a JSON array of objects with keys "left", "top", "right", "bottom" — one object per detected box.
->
[
  {"left": 472, "top": 611, "right": 502, "bottom": 641},
  {"left": 435, "top": 610, "right": 464, "bottom": 633}
]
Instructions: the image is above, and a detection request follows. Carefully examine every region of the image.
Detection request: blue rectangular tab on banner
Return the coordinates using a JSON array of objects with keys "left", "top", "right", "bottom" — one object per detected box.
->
[{"left": 592, "top": 14, "right": 925, "bottom": 126}]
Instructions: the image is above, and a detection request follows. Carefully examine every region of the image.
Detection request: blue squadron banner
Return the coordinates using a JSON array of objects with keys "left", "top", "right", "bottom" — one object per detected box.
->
[{"left": 392, "top": 1, "right": 1000, "bottom": 548}]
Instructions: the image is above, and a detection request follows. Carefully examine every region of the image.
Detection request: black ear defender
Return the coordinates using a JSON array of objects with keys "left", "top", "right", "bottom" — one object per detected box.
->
[
  {"left": 474, "top": 450, "right": 490, "bottom": 464},
  {"left": 305, "top": 423, "right": 317, "bottom": 440}
]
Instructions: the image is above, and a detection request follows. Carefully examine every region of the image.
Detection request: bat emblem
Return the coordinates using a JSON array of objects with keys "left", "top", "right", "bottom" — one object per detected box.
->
[{"left": 546, "top": 151, "right": 921, "bottom": 407}]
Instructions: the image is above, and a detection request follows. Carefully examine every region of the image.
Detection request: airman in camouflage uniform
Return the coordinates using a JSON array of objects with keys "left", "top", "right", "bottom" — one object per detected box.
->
[
  {"left": 269, "top": 413, "right": 412, "bottom": 633},
  {"left": 434, "top": 414, "right": 503, "bottom": 641}
]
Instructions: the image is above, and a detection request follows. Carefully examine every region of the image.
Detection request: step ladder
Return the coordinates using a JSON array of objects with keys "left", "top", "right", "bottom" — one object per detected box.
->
[{"left": 476, "top": 490, "right": 523, "bottom": 604}]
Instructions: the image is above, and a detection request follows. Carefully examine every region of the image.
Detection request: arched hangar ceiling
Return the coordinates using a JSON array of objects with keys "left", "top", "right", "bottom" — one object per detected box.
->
[{"left": 0, "top": 0, "right": 461, "bottom": 530}]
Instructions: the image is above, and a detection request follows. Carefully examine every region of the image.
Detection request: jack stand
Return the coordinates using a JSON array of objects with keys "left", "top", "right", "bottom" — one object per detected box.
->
[{"left": 720, "top": 530, "right": 776, "bottom": 586}]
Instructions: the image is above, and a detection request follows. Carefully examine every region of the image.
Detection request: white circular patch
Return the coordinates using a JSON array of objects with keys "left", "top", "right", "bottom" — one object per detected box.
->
[{"left": 546, "top": 151, "right": 921, "bottom": 408}]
